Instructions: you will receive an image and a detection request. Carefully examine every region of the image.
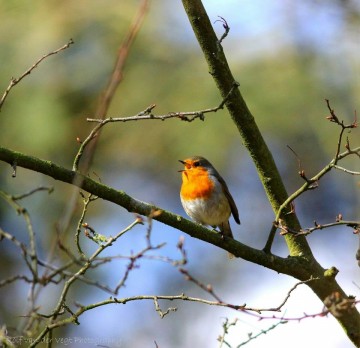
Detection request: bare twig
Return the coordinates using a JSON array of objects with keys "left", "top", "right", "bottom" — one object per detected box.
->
[
  {"left": 218, "top": 317, "right": 287, "bottom": 348},
  {"left": 286, "top": 145, "right": 319, "bottom": 187},
  {"left": 86, "top": 81, "right": 240, "bottom": 125},
  {"left": 11, "top": 186, "right": 54, "bottom": 201},
  {"left": 179, "top": 268, "right": 225, "bottom": 303},
  {"left": 113, "top": 241, "right": 165, "bottom": 295},
  {"left": 75, "top": 193, "right": 98, "bottom": 258},
  {"left": 276, "top": 218, "right": 360, "bottom": 237},
  {"left": 0, "top": 39, "right": 74, "bottom": 111},
  {"left": 332, "top": 165, "right": 360, "bottom": 175},
  {"left": 218, "top": 318, "right": 238, "bottom": 348},
  {"left": 153, "top": 297, "right": 177, "bottom": 318},
  {"left": 325, "top": 99, "right": 358, "bottom": 164},
  {"left": 0, "top": 275, "right": 33, "bottom": 288},
  {"left": 237, "top": 320, "right": 287, "bottom": 347},
  {"left": 0, "top": 228, "right": 34, "bottom": 278},
  {"left": 0, "top": 191, "right": 39, "bottom": 300},
  {"left": 264, "top": 278, "right": 318, "bottom": 312},
  {"left": 36, "top": 258, "right": 115, "bottom": 294}
]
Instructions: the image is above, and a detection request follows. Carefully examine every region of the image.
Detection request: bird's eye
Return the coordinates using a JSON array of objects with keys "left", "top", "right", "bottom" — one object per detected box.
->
[{"left": 193, "top": 161, "right": 200, "bottom": 167}]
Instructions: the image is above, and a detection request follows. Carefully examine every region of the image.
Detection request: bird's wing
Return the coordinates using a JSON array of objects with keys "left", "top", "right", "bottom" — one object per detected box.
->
[{"left": 217, "top": 175, "right": 240, "bottom": 225}]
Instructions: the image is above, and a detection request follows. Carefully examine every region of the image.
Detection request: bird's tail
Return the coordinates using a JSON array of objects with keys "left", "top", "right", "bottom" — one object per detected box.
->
[{"left": 219, "top": 221, "right": 235, "bottom": 259}]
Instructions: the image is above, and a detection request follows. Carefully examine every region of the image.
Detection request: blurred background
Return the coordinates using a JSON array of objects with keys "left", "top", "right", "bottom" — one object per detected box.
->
[{"left": 0, "top": 0, "right": 359, "bottom": 347}]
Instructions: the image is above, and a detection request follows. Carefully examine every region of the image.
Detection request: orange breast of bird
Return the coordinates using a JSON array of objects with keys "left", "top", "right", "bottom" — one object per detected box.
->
[{"left": 180, "top": 168, "right": 215, "bottom": 200}]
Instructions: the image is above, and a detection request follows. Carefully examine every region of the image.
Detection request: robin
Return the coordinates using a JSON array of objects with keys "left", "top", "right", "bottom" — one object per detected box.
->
[{"left": 179, "top": 156, "right": 240, "bottom": 244}]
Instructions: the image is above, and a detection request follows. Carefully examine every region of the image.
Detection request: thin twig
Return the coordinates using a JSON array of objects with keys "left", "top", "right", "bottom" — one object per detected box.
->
[
  {"left": 179, "top": 268, "right": 225, "bottom": 303},
  {"left": 0, "top": 228, "right": 33, "bottom": 276},
  {"left": 0, "top": 275, "right": 33, "bottom": 288},
  {"left": 11, "top": 186, "right": 54, "bottom": 201},
  {"left": 0, "top": 39, "right": 74, "bottom": 111},
  {"left": 332, "top": 165, "right": 360, "bottom": 175},
  {"left": 153, "top": 297, "right": 177, "bottom": 318},
  {"left": 75, "top": 193, "right": 98, "bottom": 258},
  {"left": 0, "top": 191, "right": 39, "bottom": 285},
  {"left": 276, "top": 219, "right": 360, "bottom": 237},
  {"left": 264, "top": 278, "right": 318, "bottom": 312},
  {"left": 237, "top": 320, "right": 287, "bottom": 347},
  {"left": 86, "top": 81, "right": 240, "bottom": 124}
]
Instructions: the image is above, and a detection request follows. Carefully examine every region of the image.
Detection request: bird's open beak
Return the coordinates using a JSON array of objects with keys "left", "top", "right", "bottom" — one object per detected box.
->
[{"left": 178, "top": 160, "right": 186, "bottom": 172}]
